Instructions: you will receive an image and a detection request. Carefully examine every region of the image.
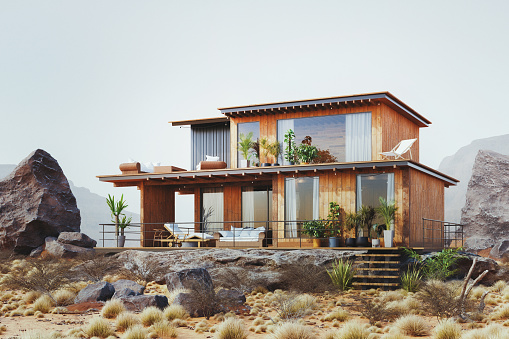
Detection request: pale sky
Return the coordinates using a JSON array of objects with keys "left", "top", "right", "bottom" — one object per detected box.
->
[{"left": 1, "top": 1, "right": 508, "bottom": 219}]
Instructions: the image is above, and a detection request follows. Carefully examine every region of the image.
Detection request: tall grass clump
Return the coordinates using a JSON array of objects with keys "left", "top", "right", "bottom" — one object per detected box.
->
[
  {"left": 273, "top": 293, "right": 316, "bottom": 319},
  {"left": 432, "top": 319, "right": 461, "bottom": 339},
  {"left": 122, "top": 325, "right": 148, "bottom": 339},
  {"left": 334, "top": 320, "right": 369, "bottom": 339},
  {"left": 115, "top": 312, "right": 141, "bottom": 332},
  {"left": 393, "top": 314, "right": 429, "bottom": 336},
  {"left": 491, "top": 304, "right": 509, "bottom": 320},
  {"left": 324, "top": 308, "right": 350, "bottom": 322},
  {"left": 101, "top": 298, "right": 126, "bottom": 319},
  {"left": 140, "top": 306, "right": 164, "bottom": 326},
  {"left": 215, "top": 317, "right": 248, "bottom": 339},
  {"left": 268, "top": 321, "right": 314, "bottom": 339},
  {"left": 52, "top": 289, "right": 76, "bottom": 306},
  {"left": 327, "top": 259, "right": 355, "bottom": 291},
  {"left": 33, "top": 295, "right": 55, "bottom": 313},
  {"left": 84, "top": 317, "right": 114, "bottom": 338},
  {"left": 400, "top": 266, "right": 422, "bottom": 292},
  {"left": 164, "top": 304, "right": 189, "bottom": 320},
  {"left": 492, "top": 280, "right": 507, "bottom": 293},
  {"left": 150, "top": 320, "right": 178, "bottom": 338}
]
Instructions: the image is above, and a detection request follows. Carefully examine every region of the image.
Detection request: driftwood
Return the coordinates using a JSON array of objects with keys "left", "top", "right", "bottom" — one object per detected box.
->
[
  {"left": 478, "top": 290, "right": 489, "bottom": 313},
  {"left": 457, "top": 257, "right": 489, "bottom": 319}
]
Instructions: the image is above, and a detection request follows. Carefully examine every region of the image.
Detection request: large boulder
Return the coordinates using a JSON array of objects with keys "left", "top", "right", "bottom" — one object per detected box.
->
[
  {"left": 74, "top": 281, "right": 115, "bottom": 303},
  {"left": 461, "top": 150, "right": 509, "bottom": 257},
  {"left": 165, "top": 268, "right": 215, "bottom": 294},
  {"left": 0, "top": 149, "right": 81, "bottom": 254},
  {"left": 57, "top": 232, "right": 96, "bottom": 248},
  {"left": 118, "top": 295, "right": 168, "bottom": 312},
  {"left": 112, "top": 279, "right": 145, "bottom": 297}
]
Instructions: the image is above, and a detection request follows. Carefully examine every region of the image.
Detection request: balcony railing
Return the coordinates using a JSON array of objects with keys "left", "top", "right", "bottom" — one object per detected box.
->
[{"left": 422, "top": 218, "right": 464, "bottom": 249}]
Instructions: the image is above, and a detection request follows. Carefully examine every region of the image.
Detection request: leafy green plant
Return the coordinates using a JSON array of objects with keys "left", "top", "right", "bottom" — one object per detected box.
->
[
  {"left": 283, "top": 129, "right": 297, "bottom": 163},
  {"left": 327, "top": 259, "right": 355, "bottom": 292},
  {"left": 107, "top": 194, "right": 131, "bottom": 237},
  {"left": 296, "top": 143, "right": 318, "bottom": 163},
  {"left": 345, "top": 211, "right": 362, "bottom": 238},
  {"left": 268, "top": 140, "right": 282, "bottom": 163},
  {"left": 302, "top": 220, "right": 326, "bottom": 238},
  {"left": 358, "top": 205, "right": 376, "bottom": 237},
  {"left": 238, "top": 132, "right": 254, "bottom": 161},
  {"left": 377, "top": 197, "right": 397, "bottom": 230},
  {"left": 401, "top": 266, "right": 423, "bottom": 292},
  {"left": 325, "top": 202, "right": 343, "bottom": 238},
  {"left": 370, "top": 224, "right": 384, "bottom": 239},
  {"left": 403, "top": 247, "right": 464, "bottom": 281},
  {"left": 260, "top": 137, "right": 270, "bottom": 161}
]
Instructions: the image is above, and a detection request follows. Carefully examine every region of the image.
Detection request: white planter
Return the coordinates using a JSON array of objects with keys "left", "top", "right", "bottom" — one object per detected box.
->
[
  {"left": 239, "top": 159, "right": 250, "bottom": 168},
  {"left": 383, "top": 230, "right": 394, "bottom": 248},
  {"left": 372, "top": 239, "right": 380, "bottom": 247},
  {"left": 117, "top": 235, "right": 126, "bottom": 247}
]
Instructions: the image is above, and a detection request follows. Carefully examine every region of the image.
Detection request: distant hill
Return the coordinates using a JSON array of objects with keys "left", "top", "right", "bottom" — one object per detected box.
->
[
  {"left": 438, "top": 134, "right": 509, "bottom": 223},
  {"left": 0, "top": 164, "right": 139, "bottom": 246}
]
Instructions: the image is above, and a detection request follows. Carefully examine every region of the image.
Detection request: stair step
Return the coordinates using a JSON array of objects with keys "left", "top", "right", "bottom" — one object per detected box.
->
[
  {"left": 353, "top": 282, "right": 400, "bottom": 287},
  {"left": 355, "top": 267, "right": 399, "bottom": 271},
  {"left": 354, "top": 275, "right": 400, "bottom": 279},
  {"left": 356, "top": 260, "right": 400, "bottom": 264},
  {"left": 355, "top": 253, "right": 400, "bottom": 257}
]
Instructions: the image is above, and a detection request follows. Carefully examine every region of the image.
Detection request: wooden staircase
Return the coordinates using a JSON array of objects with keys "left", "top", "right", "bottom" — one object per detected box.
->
[{"left": 353, "top": 248, "right": 401, "bottom": 289}]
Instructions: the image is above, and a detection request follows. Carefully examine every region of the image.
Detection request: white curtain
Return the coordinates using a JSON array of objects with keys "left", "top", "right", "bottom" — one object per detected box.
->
[
  {"left": 356, "top": 175, "right": 363, "bottom": 211},
  {"left": 285, "top": 178, "right": 297, "bottom": 237},
  {"left": 346, "top": 112, "right": 372, "bottom": 162},
  {"left": 387, "top": 173, "right": 395, "bottom": 230},
  {"left": 312, "top": 177, "right": 319, "bottom": 219},
  {"left": 242, "top": 188, "right": 255, "bottom": 228},
  {"left": 202, "top": 189, "right": 223, "bottom": 232},
  {"left": 277, "top": 119, "right": 295, "bottom": 165}
]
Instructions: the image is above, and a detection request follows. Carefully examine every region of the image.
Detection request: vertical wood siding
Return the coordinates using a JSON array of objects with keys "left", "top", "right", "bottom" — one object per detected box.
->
[{"left": 140, "top": 184, "right": 175, "bottom": 247}]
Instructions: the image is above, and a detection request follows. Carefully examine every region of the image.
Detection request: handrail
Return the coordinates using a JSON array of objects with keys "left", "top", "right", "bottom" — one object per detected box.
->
[{"left": 422, "top": 218, "right": 464, "bottom": 249}]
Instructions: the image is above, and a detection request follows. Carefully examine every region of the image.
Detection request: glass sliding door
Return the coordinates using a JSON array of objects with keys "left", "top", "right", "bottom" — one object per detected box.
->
[
  {"left": 241, "top": 186, "right": 272, "bottom": 229},
  {"left": 284, "top": 177, "right": 319, "bottom": 238},
  {"left": 356, "top": 173, "right": 395, "bottom": 228},
  {"left": 201, "top": 188, "right": 224, "bottom": 233}
]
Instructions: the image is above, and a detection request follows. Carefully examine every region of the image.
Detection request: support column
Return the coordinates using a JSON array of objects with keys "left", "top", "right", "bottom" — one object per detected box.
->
[{"left": 140, "top": 183, "right": 175, "bottom": 247}]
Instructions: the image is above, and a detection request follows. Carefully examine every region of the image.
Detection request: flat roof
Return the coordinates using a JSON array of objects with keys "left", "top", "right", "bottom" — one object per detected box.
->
[
  {"left": 98, "top": 160, "right": 458, "bottom": 187},
  {"left": 170, "top": 116, "right": 229, "bottom": 126},
  {"left": 218, "top": 91, "right": 431, "bottom": 127}
]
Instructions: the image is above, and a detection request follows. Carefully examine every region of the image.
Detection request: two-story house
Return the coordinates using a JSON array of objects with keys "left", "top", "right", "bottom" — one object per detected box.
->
[{"left": 98, "top": 92, "right": 458, "bottom": 248}]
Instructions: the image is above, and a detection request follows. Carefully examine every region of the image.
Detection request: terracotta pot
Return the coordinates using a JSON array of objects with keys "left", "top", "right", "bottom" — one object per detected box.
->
[{"left": 312, "top": 238, "right": 321, "bottom": 248}]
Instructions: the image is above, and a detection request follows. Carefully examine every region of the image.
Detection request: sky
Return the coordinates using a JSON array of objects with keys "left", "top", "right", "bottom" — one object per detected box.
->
[{"left": 1, "top": 1, "right": 509, "bottom": 219}]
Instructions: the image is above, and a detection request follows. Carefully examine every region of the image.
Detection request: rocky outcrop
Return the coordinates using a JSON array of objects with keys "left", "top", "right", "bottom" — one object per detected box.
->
[
  {"left": 57, "top": 232, "right": 96, "bottom": 248},
  {"left": 74, "top": 281, "right": 115, "bottom": 303},
  {"left": 112, "top": 279, "right": 145, "bottom": 297},
  {"left": 44, "top": 236, "right": 94, "bottom": 258},
  {"left": 118, "top": 295, "right": 169, "bottom": 312},
  {"left": 0, "top": 149, "right": 81, "bottom": 254},
  {"left": 461, "top": 150, "right": 509, "bottom": 258}
]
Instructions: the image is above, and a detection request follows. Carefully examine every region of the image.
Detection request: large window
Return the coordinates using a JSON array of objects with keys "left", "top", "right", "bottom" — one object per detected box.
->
[
  {"left": 242, "top": 186, "right": 272, "bottom": 228},
  {"left": 201, "top": 188, "right": 223, "bottom": 233},
  {"left": 356, "top": 173, "right": 395, "bottom": 228},
  {"left": 237, "top": 121, "right": 260, "bottom": 166},
  {"left": 284, "top": 177, "right": 319, "bottom": 238},
  {"left": 277, "top": 112, "right": 371, "bottom": 165}
]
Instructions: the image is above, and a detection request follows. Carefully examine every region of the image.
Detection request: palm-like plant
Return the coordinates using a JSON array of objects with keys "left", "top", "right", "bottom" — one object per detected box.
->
[
  {"left": 106, "top": 194, "right": 130, "bottom": 237},
  {"left": 238, "top": 132, "right": 254, "bottom": 161},
  {"left": 377, "top": 197, "right": 398, "bottom": 230}
]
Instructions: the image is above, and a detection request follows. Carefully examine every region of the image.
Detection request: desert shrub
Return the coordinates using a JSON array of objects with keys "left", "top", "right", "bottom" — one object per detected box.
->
[
  {"left": 215, "top": 317, "right": 248, "bottom": 339},
  {"left": 123, "top": 325, "right": 148, "bottom": 339},
  {"left": 23, "top": 291, "right": 42, "bottom": 304},
  {"left": 52, "top": 289, "right": 76, "bottom": 306},
  {"left": 462, "top": 323, "right": 509, "bottom": 339},
  {"left": 252, "top": 285, "right": 269, "bottom": 294},
  {"left": 491, "top": 304, "right": 509, "bottom": 320},
  {"left": 335, "top": 320, "right": 370, "bottom": 339},
  {"left": 355, "top": 297, "right": 398, "bottom": 325},
  {"left": 327, "top": 259, "right": 355, "bottom": 292},
  {"left": 121, "top": 258, "right": 168, "bottom": 285},
  {"left": 380, "top": 290, "right": 406, "bottom": 302},
  {"left": 416, "top": 280, "right": 464, "bottom": 318},
  {"left": 84, "top": 317, "right": 114, "bottom": 338},
  {"left": 432, "top": 319, "right": 461, "bottom": 339},
  {"left": 150, "top": 320, "right": 178, "bottom": 338},
  {"left": 115, "top": 312, "right": 141, "bottom": 332},
  {"left": 33, "top": 295, "right": 55, "bottom": 313},
  {"left": 172, "top": 318, "right": 188, "bottom": 327},
  {"left": 272, "top": 292, "right": 316, "bottom": 320},
  {"left": 50, "top": 306, "right": 68, "bottom": 314},
  {"left": 195, "top": 319, "right": 210, "bottom": 332},
  {"left": 140, "top": 306, "right": 164, "bottom": 326},
  {"left": 74, "top": 253, "right": 120, "bottom": 282},
  {"left": 268, "top": 321, "right": 314, "bottom": 339},
  {"left": 324, "top": 309, "right": 350, "bottom": 322},
  {"left": 403, "top": 248, "right": 463, "bottom": 281},
  {"left": 400, "top": 266, "right": 422, "bottom": 292},
  {"left": 470, "top": 286, "right": 488, "bottom": 300},
  {"left": 393, "top": 314, "right": 429, "bottom": 336},
  {"left": 101, "top": 298, "right": 126, "bottom": 319},
  {"left": 492, "top": 280, "right": 507, "bottom": 293},
  {"left": 164, "top": 304, "right": 189, "bottom": 320}
]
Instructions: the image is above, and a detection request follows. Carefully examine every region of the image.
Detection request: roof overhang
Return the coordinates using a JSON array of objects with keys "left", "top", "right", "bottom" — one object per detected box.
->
[
  {"left": 218, "top": 92, "right": 430, "bottom": 128},
  {"left": 97, "top": 160, "right": 458, "bottom": 187},
  {"left": 170, "top": 116, "right": 229, "bottom": 126}
]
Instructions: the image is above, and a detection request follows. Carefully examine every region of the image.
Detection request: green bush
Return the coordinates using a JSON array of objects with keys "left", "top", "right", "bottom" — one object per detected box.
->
[
  {"left": 327, "top": 259, "right": 355, "bottom": 291},
  {"left": 400, "top": 266, "right": 422, "bottom": 292},
  {"left": 403, "top": 247, "right": 463, "bottom": 281}
]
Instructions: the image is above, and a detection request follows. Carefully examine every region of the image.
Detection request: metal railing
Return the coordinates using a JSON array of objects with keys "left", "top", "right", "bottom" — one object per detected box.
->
[
  {"left": 99, "top": 220, "right": 348, "bottom": 248},
  {"left": 422, "top": 218, "right": 464, "bottom": 249}
]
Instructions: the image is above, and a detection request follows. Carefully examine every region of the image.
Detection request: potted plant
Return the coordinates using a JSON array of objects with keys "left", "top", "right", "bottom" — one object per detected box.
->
[
  {"left": 259, "top": 137, "right": 271, "bottom": 167},
  {"left": 296, "top": 143, "right": 318, "bottom": 165},
  {"left": 377, "top": 197, "right": 398, "bottom": 248},
  {"left": 238, "top": 132, "right": 254, "bottom": 168},
  {"left": 357, "top": 205, "right": 376, "bottom": 247},
  {"left": 302, "top": 220, "right": 326, "bottom": 248},
  {"left": 345, "top": 212, "right": 361, "bottom": 247},
  {"left": 325, "top": 202, "right": 342, "bottom": 247},
  {"left": 251, "top": 138, "right": 260, "bottom": 166},
  {"left": 268, "top": 140, "right": 282, "bottom": 166},
  {"left": 371, "top": 224, "right": 384, "bottom": 247},
  {"left": 106, "top": 194, "right": 131, "bottom": 247},
  {"left": 284, "top": 129, "right": 297, "bottom": 165}
]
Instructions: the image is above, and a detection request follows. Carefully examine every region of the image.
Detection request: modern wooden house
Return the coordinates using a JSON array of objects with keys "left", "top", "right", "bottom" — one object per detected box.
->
[{"left": 98, "top": 92, "right": 459, "bottom": 248}]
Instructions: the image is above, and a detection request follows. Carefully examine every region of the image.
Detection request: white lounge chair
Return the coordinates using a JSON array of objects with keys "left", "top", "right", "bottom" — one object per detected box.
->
[
  {"left": 380, "top": 138, "right": 417, "bottom": 160},
  {"left": 163, "top": 223, "right": 214, "bottom": 247}
]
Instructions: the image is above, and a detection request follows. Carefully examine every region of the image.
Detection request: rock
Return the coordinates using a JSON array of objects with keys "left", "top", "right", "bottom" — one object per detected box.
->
[
  {"left": 216, "top": 289, "right": 246, "bottom": 310},
  {"left": 57, "top": 232, "right": 96, "bottom": 248},
  {"left": 118, "top": 295, "right": 168, "bottom": 312},
  {"left": 113, "top": 288, "right": 137, "bottom": 298},
  {"left": 29, "top": 245, "right": 44, "bottom": 258},
  {"left": 165, "top": 268, "right": 215, "bottom": 294},
  {"left": 454, "top": 252, "right": 509, "bottom": 285},
  {"left": 45, "top": 237, "right": 94, "bottom": 258},
  {"left": 0, "top": 149, "right": 81, "bottom": 254},
  {"left": 461, "top": 150, "right": 509, "bottom": 254},
  {"left": 464, "top": 237, "right": 495, "bottom": 251},
  {"left": 173, "top": 292, "right": 217, "bottom": 317},
  {"left": 490, "top": 240, "right": 509, "bottom": 260},
  {"left": 112, "top": 279, "right": 145, "bottom": 296},
  {"left": 74, "top": 282, "right": 115, "bottom": 303}
]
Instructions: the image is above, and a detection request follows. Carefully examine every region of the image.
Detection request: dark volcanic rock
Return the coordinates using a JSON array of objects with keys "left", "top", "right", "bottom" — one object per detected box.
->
[
  {"left": 118, "top": 295, "right": 168, "bottom": 312},
  {"left": 57, "top": 232, "right": 96, "bottom": 248},
  {"left": 74, "top": 281, "right": 115, "bottom": 303},
  {"left": 216, "top": 289, "right": 246, "bottom": 309},
  {"left": 461, "top": 150, "right": 509, "bottom": 257},
  {"left": 45, "top": 237, "right": 94, "bottom": 258},
  {"left": 165, "top": 268, "right": 215, "bottom": 294},
  {"left": 174, "top": 292, "right": 217, "bottom": 317},
  {"left": 0, "top": 149, "right": 81, "bottom": 254},
  {"left": 112, "top": 279, "right": 145, "bottom": 296}
]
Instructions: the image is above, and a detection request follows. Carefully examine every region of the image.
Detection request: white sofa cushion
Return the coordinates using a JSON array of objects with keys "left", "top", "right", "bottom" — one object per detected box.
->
[{"left": 205, "top": 155, "right": 220, "bottom": 161}]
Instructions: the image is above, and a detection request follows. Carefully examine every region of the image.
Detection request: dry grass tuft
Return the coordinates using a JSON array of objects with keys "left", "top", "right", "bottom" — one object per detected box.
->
[
  {"left": 324, "top": 309, "right": 350, "bottom": 322},
  {"left": 101, "top": 298, "right": 126, "bottom": 319},
  {"left": 381, "top": 290, "right": 406, "bottom": 302},
  {"left": 333, "top": 320, "right": 370, "bottom": 339},
  {"left": 150, "top": 320, "right": 178, "bottom": 338},
  {"left": 433, "top": 319, "right": 461, "bottom": 339},
  {"left": 268, "top": 321, "right": 314, "bottom": 339},
  {"left": 393, "top": 314, "right": 429, "bottom": 336},
  {"left": 166, "top": 287, "right": 190, "bottom": 304},
  {"left": 23, "top": 291, "right": 42, "bottom": 304},
  {"left": 163, "top": 304, "right": 189, "bottom": 321},
  {"left": 462, "top": 323, "right": 509, "bottom": 339},
  {"left": 33, "top": 295, "right": 55, "bottom": 313},
  {"left": 215, "top": 317, "right": 248, "bottom": 339},
  {"left": 491, "top": 304, "right": 509, "bottom": 320},
  {"left": 492, "top": 280, "right": 507, "bottom": 294},
  {"left": 84, "top": 317, "right": 114, "bottom": 338},
  {"left": 140, "top": 306, "right": 164, "bottom": 327},
  {"left": 52, "top": 289, "right": 76, "bottom": 306},
  {"left": 123, "top": 325, "right": 148, "bottom": 339},
  {"left": 115, "top": 312, "right": 141, "bottom": 332}
]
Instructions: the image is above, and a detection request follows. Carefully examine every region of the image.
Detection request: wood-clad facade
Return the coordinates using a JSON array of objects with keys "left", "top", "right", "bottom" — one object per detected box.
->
[{"left": 98, "top": 92, "right": 458, "bottom": 249}]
